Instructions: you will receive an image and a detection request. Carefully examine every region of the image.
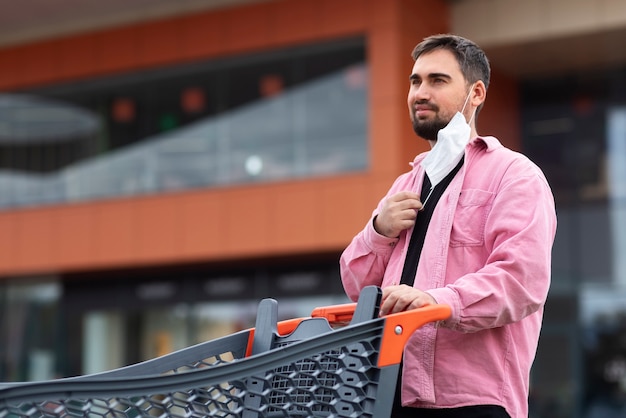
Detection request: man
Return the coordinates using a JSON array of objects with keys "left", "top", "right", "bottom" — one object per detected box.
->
[{"left": 340, "top": 34, "right": 557, "bottom": 418}]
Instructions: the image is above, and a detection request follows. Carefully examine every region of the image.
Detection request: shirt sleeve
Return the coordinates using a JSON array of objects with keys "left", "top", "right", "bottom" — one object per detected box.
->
[{"left": 340, "top": 215, "right": 399, "bottom": 301}]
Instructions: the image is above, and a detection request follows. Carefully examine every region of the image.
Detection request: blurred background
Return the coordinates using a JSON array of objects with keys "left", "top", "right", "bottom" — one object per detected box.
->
[{"left": 0, "top": 0, "right": 625, "bottom": 416}]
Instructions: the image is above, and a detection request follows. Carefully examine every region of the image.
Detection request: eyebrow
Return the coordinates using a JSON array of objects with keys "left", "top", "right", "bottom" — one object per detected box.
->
[{"left": 409, "top": 72, "right": 453, "bottom": 81}]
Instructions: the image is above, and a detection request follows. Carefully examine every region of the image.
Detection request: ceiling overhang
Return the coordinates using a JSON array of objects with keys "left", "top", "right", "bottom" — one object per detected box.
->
[{"left": 0, "top": 0, "right": 268, "bottom": 48}]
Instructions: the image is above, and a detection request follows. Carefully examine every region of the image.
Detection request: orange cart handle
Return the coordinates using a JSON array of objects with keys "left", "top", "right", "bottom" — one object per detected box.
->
[
  {"left": 378, "top": 304, "right": 452, "bottom": 367},
  {"left": 310, "top": 302, "right": 358, "bottom": 324},
  {"left": 250, "top": 302, "right": 451, "bottom": 366}
]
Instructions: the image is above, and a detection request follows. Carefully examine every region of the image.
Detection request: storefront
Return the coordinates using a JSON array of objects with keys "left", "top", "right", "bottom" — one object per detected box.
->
[{"left": 2, "top": 1, "right": 626, "bottom": 416}]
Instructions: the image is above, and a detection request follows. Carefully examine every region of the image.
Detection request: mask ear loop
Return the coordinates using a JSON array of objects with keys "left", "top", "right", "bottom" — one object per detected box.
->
[
  {"left": 419, "top": 187, "right": 435, "bottom": 210},
  {"left": 461, "top": 82, "right": 477, "bottom": 125}
]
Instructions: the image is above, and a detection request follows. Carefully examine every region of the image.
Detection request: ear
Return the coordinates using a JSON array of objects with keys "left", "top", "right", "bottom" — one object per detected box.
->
[{"left": 471, "top": 80, "right": 487, "bottom": 108}]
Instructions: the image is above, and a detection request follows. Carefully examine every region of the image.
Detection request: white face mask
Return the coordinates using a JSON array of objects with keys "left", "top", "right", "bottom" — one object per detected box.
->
[{"left": 419, "top": 85, "right": 476, "bottom": 193}]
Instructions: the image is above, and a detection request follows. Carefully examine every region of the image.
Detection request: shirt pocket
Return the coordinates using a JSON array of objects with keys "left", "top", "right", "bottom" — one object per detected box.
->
[{"left": 450, "top": 189, "right": 495, "bottom": 247}]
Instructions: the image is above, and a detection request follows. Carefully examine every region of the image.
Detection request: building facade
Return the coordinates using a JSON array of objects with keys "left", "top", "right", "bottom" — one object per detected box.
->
[{"left": 1, "top": 0, "right": 626, "bottom": 417}]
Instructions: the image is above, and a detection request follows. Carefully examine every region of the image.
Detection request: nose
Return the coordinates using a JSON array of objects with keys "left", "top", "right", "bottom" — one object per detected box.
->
[{"left": 409, "top": 82, "right": 430, "bottom": 104}]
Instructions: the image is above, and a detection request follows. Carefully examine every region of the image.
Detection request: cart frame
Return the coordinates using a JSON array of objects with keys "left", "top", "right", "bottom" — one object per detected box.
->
[{"left": 0, "top": 286, "right": 450, "bottom": 418}]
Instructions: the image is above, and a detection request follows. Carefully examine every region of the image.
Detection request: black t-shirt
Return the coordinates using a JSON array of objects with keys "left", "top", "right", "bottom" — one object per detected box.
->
[{"left": 399, "top": 157, "right": 464, "bottom": 287}]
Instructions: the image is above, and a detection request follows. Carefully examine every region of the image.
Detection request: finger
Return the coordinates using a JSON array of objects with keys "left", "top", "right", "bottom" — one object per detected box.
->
[
  {"left": 380, "top": 286, "right": 400, "bottom": 316},
  {"left": 381, "top": 286, "right": 414, "bottom": 315},
  {"left": 404, "top": 191, "right": 421, "bottom": 200},
  {"left": 387, "top": 193, "right": 421, "bottom": 209},
  {"left": 392, "top": 193, "right": 421, "bottom": 207},
  {"left": 392, "top": 291, "right": 415, "bottom": 313},
  {"left": 393, "top": 203, "right": 422, "bottom": 217},
  {"left": 398, "top": 208, "right": 418, "bottom": 222},
  {"left": 390, "top": 191, "right": 421, "bottom": 202}
]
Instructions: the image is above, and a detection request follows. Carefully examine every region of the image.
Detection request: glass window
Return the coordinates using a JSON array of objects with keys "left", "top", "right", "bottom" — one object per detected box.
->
[
  {"left": 522, "top": 69, "right": 626, "bottom": 417},
  {"left": 0, "top": 262, "right": 349, "bottom": 382},
  {"left": 0, "top": 38, "right": 367, "bottom": 209},
  {"left": 78, "top": 293, "right": 351, "bottom": 376},
  {"left": 0, "top": 280, "right": 62, "bottom": 381}
]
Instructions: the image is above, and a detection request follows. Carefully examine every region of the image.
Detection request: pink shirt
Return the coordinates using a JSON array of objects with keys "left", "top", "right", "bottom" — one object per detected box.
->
[{"left": 340, "top": 136, "right": 557, "bottom": 418}]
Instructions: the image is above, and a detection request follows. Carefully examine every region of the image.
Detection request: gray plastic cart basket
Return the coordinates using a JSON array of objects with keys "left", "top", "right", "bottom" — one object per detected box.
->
[{"left": 0, "top": 286, "right": 450, "bottom": 418}]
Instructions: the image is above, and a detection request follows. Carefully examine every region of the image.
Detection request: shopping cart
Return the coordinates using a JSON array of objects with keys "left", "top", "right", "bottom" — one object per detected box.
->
[{"left": 0, "top": 285, "right": 450, "bottom": 418}]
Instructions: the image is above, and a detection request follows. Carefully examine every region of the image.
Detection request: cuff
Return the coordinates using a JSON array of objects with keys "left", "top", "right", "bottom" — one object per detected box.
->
[
  {"left": 363, "top": 216, "right": 400, "bottom": 254},
  {"left": 425, "top": 286, "right": 460, "bottom": 329}
]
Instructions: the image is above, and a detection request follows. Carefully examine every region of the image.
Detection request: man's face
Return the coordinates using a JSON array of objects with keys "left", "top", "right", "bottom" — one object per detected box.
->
[{"left": 407, "top": 48, "right": 469, "bottom": 141}]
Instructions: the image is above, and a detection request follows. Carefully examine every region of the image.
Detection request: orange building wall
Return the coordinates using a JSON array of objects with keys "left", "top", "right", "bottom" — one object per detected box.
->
[{"left": 0, "top": 0, "right": 518, "bottom": 278}]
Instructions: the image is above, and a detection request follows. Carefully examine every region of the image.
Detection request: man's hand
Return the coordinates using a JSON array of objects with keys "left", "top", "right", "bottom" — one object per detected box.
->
[
  {"left": 374, "top": 191, "right": 423, "bottom": 238},
  {"left": 380, "top": 285, "right": 437, "bottom": 316}
]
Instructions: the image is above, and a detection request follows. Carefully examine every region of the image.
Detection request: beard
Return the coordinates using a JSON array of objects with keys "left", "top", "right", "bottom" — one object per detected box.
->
[
  {"left": 411, "top": 111, "right": 453, "bottom": 141},
  {"left": 410, "top": 101, "right": 455, "bottom": 141}
]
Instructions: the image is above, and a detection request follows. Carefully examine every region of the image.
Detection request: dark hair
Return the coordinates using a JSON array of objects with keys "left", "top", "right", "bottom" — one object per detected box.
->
[{"left": 412, "top": 34, "right": 491, "bottom": 92}]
